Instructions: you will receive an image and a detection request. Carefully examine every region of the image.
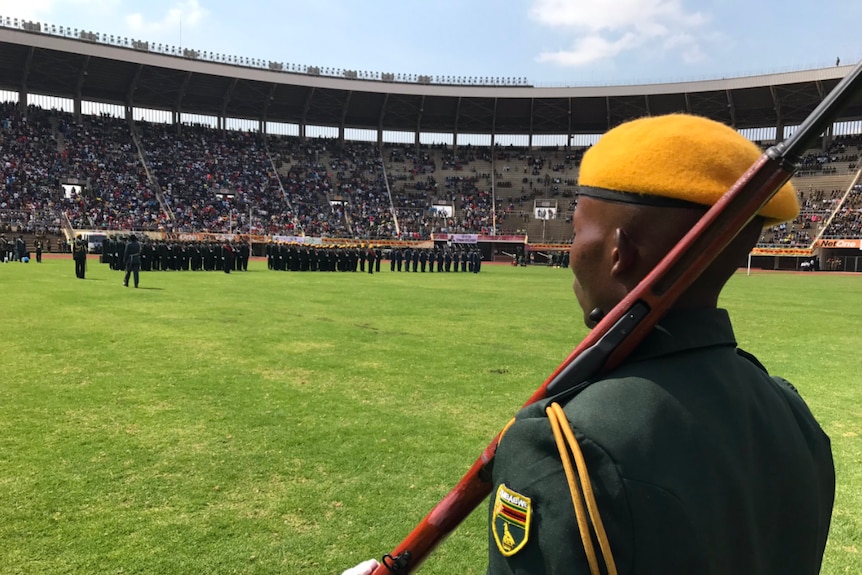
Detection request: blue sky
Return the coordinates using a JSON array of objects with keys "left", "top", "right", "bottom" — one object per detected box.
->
[{"left": 1, "top": 0, "right": 860, "bottom": 86}]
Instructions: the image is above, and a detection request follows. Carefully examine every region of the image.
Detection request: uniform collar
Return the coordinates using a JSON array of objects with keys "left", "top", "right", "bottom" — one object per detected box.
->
[{"left": 625, "top": 307, "right": 737, "bottom": 364}]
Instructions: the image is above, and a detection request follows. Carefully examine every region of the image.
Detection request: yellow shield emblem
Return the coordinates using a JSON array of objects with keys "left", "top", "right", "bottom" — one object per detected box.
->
[{"left": 492, "top": 484, "right": 532, "bottom": 557}]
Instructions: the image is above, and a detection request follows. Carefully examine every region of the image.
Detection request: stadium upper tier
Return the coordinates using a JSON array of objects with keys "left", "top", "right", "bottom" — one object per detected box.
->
[
  {"left": 2, "top": 102, "right": 862, "bottom": 246},
  {"left": 3, "top": 18, "right": 862, "bottom": 138}
]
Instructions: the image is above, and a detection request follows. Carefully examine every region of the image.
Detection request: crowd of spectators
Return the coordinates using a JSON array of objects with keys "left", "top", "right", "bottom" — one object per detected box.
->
[
  {"left": 61, "top": 113, "right": 163, "bottom": 230},
  {"left": 6, "top": 101, "right": 862, "bottom": 246},
  {"left": 820, "top": 184, "right": 862, "bottom": 238},
  {"left": 139, "top": 121, "right": 277, "bottom": 233},
  {"left": 0, "top": 103, "right": 67, "bottom": 235},
  {"left": 794, "top": 135, "right": 862, "bottom": 177}
]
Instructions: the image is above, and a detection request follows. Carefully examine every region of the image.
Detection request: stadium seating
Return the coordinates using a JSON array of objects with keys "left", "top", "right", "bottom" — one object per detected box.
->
[{"left": 3, "top": 100, "right": 862, "bottom": 246}]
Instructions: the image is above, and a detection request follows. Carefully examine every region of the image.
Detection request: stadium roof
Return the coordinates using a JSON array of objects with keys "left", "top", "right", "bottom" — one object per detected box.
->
[{"left": 3, "top": 25, "right": 862, "bottom": 137}]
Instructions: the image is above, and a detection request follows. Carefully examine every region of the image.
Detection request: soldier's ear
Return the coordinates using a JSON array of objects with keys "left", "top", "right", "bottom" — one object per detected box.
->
[{"left": 611, "top": 228, "right": 638, "bottom": 279}]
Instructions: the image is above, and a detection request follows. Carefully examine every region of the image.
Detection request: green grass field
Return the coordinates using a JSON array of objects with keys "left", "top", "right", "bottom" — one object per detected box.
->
[{"left": 1, "top": 257, "right": 859, "bottom": 574}]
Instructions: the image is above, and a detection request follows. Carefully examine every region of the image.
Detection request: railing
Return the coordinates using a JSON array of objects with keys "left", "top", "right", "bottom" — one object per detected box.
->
[
  {"left": 265, "top": 151, "right": 304, "bottom": 235},
  {"left": 811, "top": 168, "right": 862, "bottom": 244},
  {"left": 380, "top": 147, "right": 401, "bottom": 237},
  {"left": 60, "top": 211, "right": 75, "bottom": 240},
  {"left": 0, "top": 16, "right": 530, "bottom": 88},
  {"left": 128, "top": 119, "right": 175, "bottom": 222}
]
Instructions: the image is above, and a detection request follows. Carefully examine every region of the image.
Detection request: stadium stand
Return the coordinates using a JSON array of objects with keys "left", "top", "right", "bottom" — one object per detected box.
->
[
  {"left": 3, "top": 105, "right": 862, "bottom": 249},
  {"left": 0, "top": 102, "right": 68, "bottom": 250}
]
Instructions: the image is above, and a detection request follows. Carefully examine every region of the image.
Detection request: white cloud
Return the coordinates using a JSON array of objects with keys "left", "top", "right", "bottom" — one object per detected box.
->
[
  {"left": 538, "top": 33, "right": 639, "bottom": 66},
  {"left": 530, "top": 0, "right": 710, "bottom": 67},
  {"left": 125, "top": 0, "right": 209, "bottom": 36}
]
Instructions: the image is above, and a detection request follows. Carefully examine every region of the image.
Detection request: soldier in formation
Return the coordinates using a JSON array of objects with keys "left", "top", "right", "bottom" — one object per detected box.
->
[{"left": 101, "top": 236, "right": 252, "bottom": 274}]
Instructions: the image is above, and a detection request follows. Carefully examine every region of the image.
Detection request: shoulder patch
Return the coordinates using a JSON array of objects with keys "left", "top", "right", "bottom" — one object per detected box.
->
[{"left": 492, "top": 484, "right": 532, "bottom": 557}]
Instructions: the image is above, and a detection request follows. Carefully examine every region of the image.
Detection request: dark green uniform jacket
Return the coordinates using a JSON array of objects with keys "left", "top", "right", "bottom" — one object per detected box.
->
[{"left": 488, "top": 308, "right": 834, "bottom": 575}]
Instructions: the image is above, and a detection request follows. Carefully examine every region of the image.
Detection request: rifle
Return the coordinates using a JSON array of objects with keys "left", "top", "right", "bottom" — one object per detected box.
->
[{"left": 370, "top": 61, "right": 862, "bottom": 575}]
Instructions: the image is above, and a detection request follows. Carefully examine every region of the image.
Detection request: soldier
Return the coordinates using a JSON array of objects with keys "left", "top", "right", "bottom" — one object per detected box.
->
[
  {"left": 143, "top": 240, "right": 154, "bottom": 271},
  {"left": 123, "top": 234, "right": 141, "bottom": 288},
  {"left": 312, "top": 246, "right": 322, "bottom": 271},
  {"left": 204, "top": 242, "right": 215, "bottom": 271},
  {"left": 367, "top": 246, "right": 375, "bottom": 275},
  {"left": 342, "top": 113, "right": 835, "bottom": 575},
  {"left": 222, "top": 242, "right": 234, "bottom": 273},
  {"left": 319, "top": 246, "right": 331, "bottom": 272},
  {"left": 15, "top": 234, "right": 26, "bottom": 262},
  {"left": 34, "top": 237, "right": 43, "bottom": 263},
  {"left": 191, "top": 242, "right": 202, "bottom": 271},
  {"left": 240, "top": 241, "right": 250, "bottom": 271},
  {"left": 180, "top": 242, "right": 191, "bottom": 271},
  {"left": 73, "top": 235, "right": 87, "bottom": 278}
]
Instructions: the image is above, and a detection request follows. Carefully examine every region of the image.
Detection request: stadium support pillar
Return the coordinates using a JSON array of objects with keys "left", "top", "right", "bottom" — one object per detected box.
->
[
  {"left": 377, "top": 128, "right": 383, "bottom": 146},
  {"left": 491, "top": 134, "right": 497, "bottom": 236},
  {"left": 74, "top": 98, "right": 82, "bottom": 123},
  {"left": 339, "top": 125, "right": 345, "bottom": 145},
  {"left": 125, "top": 105, "right": 132, "bottom": 124},
  {"left": 18, "top": 88, "right": 28, "bottom": 118},
  {"left": 299, "top": 123, "right": 306, "bottom": 140},
  {"left": 823, "top": 124, "right": 834, "bottom": 151}
]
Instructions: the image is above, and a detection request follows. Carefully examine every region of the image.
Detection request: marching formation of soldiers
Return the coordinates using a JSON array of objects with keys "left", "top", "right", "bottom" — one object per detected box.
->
[
  {"left": 388, "top": 247, "right": 482, "bottom": 274},
  {"left": 549, "top": 251, "right": 570, "bottom": 268},
  {"left": 95, "top": 237, "right": 485, "bottom": 275},
  {"left": 101, "top": 237, "right": 251, "bottom": 273},
  {"left": 266, "top": 243, "right": 383, "bottom": 274},
  {"left": 266, "top": 244, "right": 483, "bottom": 274}
]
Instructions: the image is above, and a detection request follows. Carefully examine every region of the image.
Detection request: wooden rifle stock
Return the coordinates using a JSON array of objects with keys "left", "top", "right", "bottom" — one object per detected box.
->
[{"left": 371, "top": 60, "right": 862, "bottom": 575}]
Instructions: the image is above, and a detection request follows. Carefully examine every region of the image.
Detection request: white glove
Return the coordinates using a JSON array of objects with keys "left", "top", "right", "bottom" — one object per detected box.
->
[{"left": 341, "top": 558, "right": 380, "bottom": 575}]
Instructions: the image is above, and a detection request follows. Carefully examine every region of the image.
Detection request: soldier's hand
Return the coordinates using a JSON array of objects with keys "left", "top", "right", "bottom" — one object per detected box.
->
[{"left": 340, "top": 558, "right": 379, "bottom": 575}]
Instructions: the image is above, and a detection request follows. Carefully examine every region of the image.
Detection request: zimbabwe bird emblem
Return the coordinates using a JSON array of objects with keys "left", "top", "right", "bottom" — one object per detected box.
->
[{"left": 492, "top": 484, "right": 532, "bottom": 556}]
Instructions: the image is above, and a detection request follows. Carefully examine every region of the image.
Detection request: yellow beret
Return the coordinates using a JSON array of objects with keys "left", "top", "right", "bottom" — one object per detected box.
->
[{"left": 578, "top": 114, "right": 799, "bottom": 225}]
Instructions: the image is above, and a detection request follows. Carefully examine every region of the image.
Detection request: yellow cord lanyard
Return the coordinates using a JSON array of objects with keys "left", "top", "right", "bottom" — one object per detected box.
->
[{"left": 545, "top": 402, "right": 618, "bottom": 575}]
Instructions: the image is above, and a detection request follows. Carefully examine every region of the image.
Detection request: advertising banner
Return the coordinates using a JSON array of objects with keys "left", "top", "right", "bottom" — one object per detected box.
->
[
  {"left": 430, "top": 205, "right": 454, "bottom": 218},
  {"left": 534, "top": 207, "right": 557, "bottom": 220},
  {"left": 451, "top": 234, "right": 479, "bottom": 244},
  {"left": 750, "top": 247, "right": 814, "bottom": 256},
  {"left": 814, "top": 239, "right": 862, "bottom": 249}
]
